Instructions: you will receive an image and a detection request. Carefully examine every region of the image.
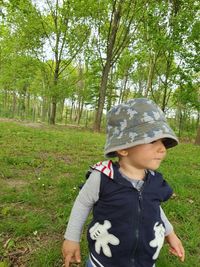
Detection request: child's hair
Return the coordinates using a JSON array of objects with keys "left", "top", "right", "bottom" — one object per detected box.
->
[{"left": 104, "top": 98, "right": 178, "bottom": 158}]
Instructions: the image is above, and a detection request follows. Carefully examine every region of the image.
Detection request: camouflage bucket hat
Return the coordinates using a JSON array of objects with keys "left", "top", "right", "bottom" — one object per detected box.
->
[{"left": 104, "top": 98, "right": 178, "bottom": 158}]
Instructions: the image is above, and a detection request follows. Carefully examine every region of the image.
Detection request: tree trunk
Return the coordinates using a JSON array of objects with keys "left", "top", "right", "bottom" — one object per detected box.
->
[
  {"left": 60, "top": 99, "right": 65, "bottom": 123},
  {"left": 26, "top": 93, "right": 30, "bottom": 119},
  {"left": 3, "top": 89, "right": 8, "bottom": 113},
  {"left": 94, "top": 62, "right": 111, "bottom": 131},
  {"left": 49, "top": 61, "right": 59, "bottom": 124},
  {"left": 195, "top": 126, "right": 200, "bottom": 145},
  {"left": 77, "top": 63, "right": 84, "bottom": 125},
  {"left": 70, "top": 99, "right": 75, "bottom": 122},
  {"left": 41, "top": 96, "right": 48, "bottom": 122},
  {"left": 77, "top": 98, "right": 84, "bottom": 125},
  {"left": 122, "top": 72, "right": 129, "bottom": 103},
  {"left": 145, "top": 53, "right": 156, "bottom": 97},
  {"left": 65, "top": 105, "right": 68, "bottom": 125},
  {"left": 94, "top": 1, "right": 122, "bottom": 131},
  {"left": 49, "top": 96, "right": 57, "bottom": 124},
  {"left": 12, "top": 92, "right": 17, "bottom": 118},
  {"left": 161, "top": 53, "right": 172, "bottom": 112},
  {"left": 178, "top": 107, "right": 183, "bottom": 138}
]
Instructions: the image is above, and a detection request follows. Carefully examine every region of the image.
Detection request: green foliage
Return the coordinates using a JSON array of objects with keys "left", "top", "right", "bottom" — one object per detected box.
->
[{"left": 0, "top": 0, "right": 199, "bottom": 128}]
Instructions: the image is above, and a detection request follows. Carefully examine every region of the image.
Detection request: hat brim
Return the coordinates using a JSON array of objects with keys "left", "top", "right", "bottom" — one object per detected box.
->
[{"left": 104, "top": 121, "right": 178, "bottom": 158}]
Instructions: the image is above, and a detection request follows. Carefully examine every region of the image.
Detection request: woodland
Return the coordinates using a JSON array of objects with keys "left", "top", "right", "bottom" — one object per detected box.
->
[
  {"left": 0, "top": 1, "right": 200, "bottom": 266},
  {"left": 0, "top": 0, "right": 199, "bottom": 141}
]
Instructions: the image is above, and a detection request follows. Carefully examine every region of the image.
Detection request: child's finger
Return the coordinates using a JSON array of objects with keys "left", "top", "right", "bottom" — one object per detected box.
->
[
  {"left": 169, "top": 247, "right": 185, "bottom": 262},
  {"left": 169, "top": 247, "right": 179, "bottom": 257},
  {"left": 179, "top": 247, "right": 185, "bottom": 262},
  {"left": 64, "top": 253, "right": 73, "bottom": 267},
  {"left": 75, "top": 250, "right": 81, "bottom": 263}
]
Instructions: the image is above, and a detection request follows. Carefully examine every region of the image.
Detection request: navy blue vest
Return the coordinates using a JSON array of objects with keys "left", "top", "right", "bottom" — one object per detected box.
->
[{"left": 87, "top": 162, "right": 173, "bottom": 267}]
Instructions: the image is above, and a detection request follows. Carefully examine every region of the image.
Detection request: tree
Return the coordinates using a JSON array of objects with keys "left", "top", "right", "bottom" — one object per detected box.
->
[
  {"left": 34, "top": 0, "right": 91, "bottom": 124},
  {"left": 93, "top": 0, "right": 141, "bottom": 131},
  {"left": 0, "top": 0, "right": 199, "bottom": 134}
]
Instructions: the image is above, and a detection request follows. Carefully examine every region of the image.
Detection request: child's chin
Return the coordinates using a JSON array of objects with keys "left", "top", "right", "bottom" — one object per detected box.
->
[{"left": 149, "top": 164, "right": 161, "bottom": 170}]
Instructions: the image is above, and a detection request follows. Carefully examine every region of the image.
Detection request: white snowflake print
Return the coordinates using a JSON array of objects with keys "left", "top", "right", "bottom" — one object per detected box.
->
[
  {"left": 115, "top": 107, "right": 121, "bottom": 115},
  {"left": 117, "top": 131, "right": 124, "bottom": 139},
  {"left": 141, "top": 112, "right": 153, "bottom": 122},
  {"left": 89, "top": 220, "right": 120, "bottom": 257},
  {"left": 113, "top": 127, "right": 120, "bottom": 136},
  {"left": 153, "top": 130, "right": 163, "bottom": 136},
  {"left": 152, "top": 111, "right": 160, "bottom": 120},
  {"left": 162, "top": 125, "right": 169, "bottom": 132},
  {"left": 149, "top": 222, "right": 165, "bottom": 260},
  {"left": 120, "top": 119, "right": 127, "bottom": 131},
  {"left": 107, "top": 125, "right": 112, "bottom": 131},
  {"left": 129, "top": 132, "right": 138, "bottom": 141},
  {"left": 143, "top": 134, "right": 152, "bottom": 143},
  {"left": 127, "top": 108, "right": 137, "bottom": 119}
]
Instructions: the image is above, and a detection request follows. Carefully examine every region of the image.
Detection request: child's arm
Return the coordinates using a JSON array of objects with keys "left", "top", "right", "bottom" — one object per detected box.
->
[
  {"left": 165, "top": 231, "right": 185, "bottom": 262},
  {"left": 62, "top": 196, "right": 90, "bottom": 266},
  {"left": 160, "top": 208, "right": 185, "bottom": 262},
  {"left": 160, "top": 207, "right": 173, "bottom": 236},
  {"left": 62, "top": 170, "right": 101, "bottom": 266}
]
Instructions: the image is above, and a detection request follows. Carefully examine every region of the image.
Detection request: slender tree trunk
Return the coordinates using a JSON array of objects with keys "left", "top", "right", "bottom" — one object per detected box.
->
[
  {"left": 49, "top": 63, "right": 59, "bottom": 124},
  {"left": 85, "top": 109, "right": 89, "bottom": 128},
  {"left": 178, "top": 108, "right": 183, "bottom": 138},
  {"left": 161, "top": 54, "right": 172, "bottom": 112},
  {"left": 106, "top": 71, "right": 114, "bottom": 111},
  {"left": 70, "top": 100, "right": 75, "bottom": 122},
  {"left": 196, "top": 111, "right": 200, "bottom": 128},
  {"left": 122, "top": 72, "right": 129, "bottom": 103},
  {"left": 26, "top": 93, "right": 30, "bottom": 119},
  {"left": 118, "top": 69, "right": 129, "bottom": 104},
  {"left": 41, "top": 96, "right": 48, "bottom": 122},
  {"left": 195, "top": 125, "right": 200, "bottom": 145},
  {"left": 3, "top": 89, "right": 8, "bottom": 114},
  {"left": 94, "top": 62, "right": 112, "bottom": 131},
  {"left": 145, "top": 53, "right": 156, "bottom": 97},
  {"left": 60, "top": 99, "right": 65, "bottom": 123},
  {"left": 19, "top": 92, "right": 26, "bottom": 120},
  {"left": 77, "top": 63, "right": 84, "bottom": 124},
  {"left": 12, "top": 92, "right": 17, "bottom": 118},
  {"left": 49, "top": 96, "right": 57, "bottom": 124},
  {"left": 32, "top": 96, "right": 37, "bottom": 122},
  {"left": 94, "top": 1, "right": 122, "bottom": 131},
  {"left": 77, "top": 100, "right": 84, "bottom": 125},
  {"left": 65, "top": 105, "right": 68, "bottom": 125}
]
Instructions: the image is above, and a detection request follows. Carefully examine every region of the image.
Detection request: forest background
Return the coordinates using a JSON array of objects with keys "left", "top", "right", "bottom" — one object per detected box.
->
[
  {"left": 0, "top": 1, "right": 200, "bottom": 266},
  {"left": 0, "top": 0, "right": 199, "bottom": 140}
]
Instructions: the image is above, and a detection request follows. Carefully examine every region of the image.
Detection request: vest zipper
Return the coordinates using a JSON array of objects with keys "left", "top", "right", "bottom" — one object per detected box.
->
[{"left": 131, "top": 185, "right": 144, "bottom": 265}]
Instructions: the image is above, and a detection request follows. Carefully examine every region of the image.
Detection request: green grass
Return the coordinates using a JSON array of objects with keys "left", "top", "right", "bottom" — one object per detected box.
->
[{"left": 0, "top": 121, "right": 199, "bottom": 266}]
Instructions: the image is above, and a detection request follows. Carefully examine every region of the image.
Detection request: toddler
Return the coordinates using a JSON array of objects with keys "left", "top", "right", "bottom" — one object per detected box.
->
[{"left": 62, "top": 98, "right": 185, "bottom": 267}]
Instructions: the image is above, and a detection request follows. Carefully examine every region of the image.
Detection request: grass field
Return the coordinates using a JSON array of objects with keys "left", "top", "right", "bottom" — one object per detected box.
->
[{"left": 0, "top": 121, "right": 199, "bottom": 267}]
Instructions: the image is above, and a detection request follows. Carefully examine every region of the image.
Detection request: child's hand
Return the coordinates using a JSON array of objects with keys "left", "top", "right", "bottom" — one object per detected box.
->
[
  {"left": 165, "top": 231, "right": 185, "bottom": 262},
  {"left": 62, "top": 239, "right": 81, "bottom": 267}
]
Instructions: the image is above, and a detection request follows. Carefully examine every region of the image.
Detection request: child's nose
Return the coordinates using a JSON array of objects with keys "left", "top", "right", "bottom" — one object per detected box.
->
[{"left": 157, "top": 140, "right": 167, "bottom": 153}]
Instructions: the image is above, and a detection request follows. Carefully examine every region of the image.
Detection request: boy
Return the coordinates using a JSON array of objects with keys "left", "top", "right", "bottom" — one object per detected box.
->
[{"left": 62, "top": 98, "right": 185, "bottom": 267}]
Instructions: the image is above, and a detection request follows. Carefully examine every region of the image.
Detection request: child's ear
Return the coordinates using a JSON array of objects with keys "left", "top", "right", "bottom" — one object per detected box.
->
[{"left": 117, "top": 149, "right": 128, "bottom": 157}]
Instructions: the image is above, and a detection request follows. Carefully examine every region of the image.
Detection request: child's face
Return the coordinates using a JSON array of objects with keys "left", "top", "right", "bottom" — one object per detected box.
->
[{"left": 119, "top": 139, "right": 167, "bottom": 171}]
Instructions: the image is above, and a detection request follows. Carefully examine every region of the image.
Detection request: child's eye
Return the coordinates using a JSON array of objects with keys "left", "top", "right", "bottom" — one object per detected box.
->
[{"left": 150, "top": 141, "right": 157, "bottom": 144}]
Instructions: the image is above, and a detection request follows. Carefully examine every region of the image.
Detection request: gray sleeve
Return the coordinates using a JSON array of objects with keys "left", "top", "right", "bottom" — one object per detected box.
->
[
  {"left": 64, "top": 170, "right": 101, "bottom": 242},
  {"left": 160, "top": 206, "right": 174, "bottom": 236}
]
